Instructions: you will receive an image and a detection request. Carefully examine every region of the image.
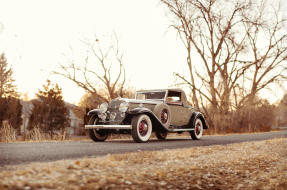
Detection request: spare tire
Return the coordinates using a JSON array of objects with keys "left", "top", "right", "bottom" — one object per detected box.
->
[{"left": 153, "top": 103, "right": 171, "bottom": 128}]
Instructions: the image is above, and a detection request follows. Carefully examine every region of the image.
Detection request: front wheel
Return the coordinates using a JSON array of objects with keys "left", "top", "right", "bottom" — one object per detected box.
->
[
  {"left": 131, "top": 114, "right": 152, "bottom": 143},
  {"left": 190, "top": 118, "right": 203, "bottom": 140},
  {"left": 88, "top": 115, "right": 109, "bottom": 142}
]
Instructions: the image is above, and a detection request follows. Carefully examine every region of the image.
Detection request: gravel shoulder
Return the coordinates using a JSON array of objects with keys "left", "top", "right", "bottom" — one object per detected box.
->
[{"left": 0, "top": 138, "right": 286, "bottom": 190}]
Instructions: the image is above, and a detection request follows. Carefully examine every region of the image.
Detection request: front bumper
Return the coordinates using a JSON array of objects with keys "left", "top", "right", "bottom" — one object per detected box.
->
[{"left": 85, "top": 125, "right": 132, "bottom": 130}]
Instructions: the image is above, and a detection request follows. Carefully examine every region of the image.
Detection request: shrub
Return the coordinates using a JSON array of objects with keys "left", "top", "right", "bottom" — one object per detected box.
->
[{"left": 205, "top": 99, "right": 275, "bottom": 134}]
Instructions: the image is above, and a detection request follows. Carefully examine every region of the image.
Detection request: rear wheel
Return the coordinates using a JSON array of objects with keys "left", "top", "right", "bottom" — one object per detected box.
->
[
  {"left": 131, "top": 114, "right": 152, "bottom": 143},
  {"left": 190, "top": 118, "right": 203, "bottom": 140},
  {"left": 155, "top": 131, "right": 168, "bottom": 140},
  {"left": 88, "top": 115, "right": 109, "bottom": 142}
]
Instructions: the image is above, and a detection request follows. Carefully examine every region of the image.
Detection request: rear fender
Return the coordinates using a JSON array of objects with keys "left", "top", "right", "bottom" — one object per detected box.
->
[{"left": 189, "top": 112, "right": 208, "bottom": 129}]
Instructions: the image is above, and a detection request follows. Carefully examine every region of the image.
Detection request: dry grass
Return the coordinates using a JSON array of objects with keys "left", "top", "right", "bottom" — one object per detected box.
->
[
  {"left": 0, "top": 126, "right": 70, "bottom": 143},
  {"left": 23, "top": 127, "right": 49, "bottom": 141},
  {"left": 0, "top": 138, "right": 286, "bottom": 190},
  {"left": 0, "top": 122, "right": 17, "bottom": 142},
  {"left": 24, "top": 128, "right": 69, "bottom": 142}
]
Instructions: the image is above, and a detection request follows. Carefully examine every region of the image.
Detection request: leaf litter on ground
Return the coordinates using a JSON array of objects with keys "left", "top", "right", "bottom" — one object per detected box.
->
[{"left": 0, "top": 138, "right": 286, "bottom": 190}]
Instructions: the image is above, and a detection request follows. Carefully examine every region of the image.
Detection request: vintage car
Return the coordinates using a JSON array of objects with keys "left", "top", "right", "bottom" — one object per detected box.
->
[{"left": 85, "top": 88, "right": 208, "bottom": 143}]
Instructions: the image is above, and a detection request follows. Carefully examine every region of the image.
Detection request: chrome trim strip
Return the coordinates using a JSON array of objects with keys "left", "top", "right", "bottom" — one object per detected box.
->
[
  {"left": 85, "top": 125, "right": 132, "bottom": 130},
  {"left": 168, "top": 128, "right": 195, "bottom": 132}
]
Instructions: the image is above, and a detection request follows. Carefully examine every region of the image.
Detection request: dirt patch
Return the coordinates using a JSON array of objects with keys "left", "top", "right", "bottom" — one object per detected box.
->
[{"left": 0, "top": 138, "right": 286, "bottom": 190}]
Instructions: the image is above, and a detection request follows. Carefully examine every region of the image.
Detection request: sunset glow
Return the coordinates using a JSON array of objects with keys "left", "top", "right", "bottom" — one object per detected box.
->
[{"left": 0, "top": 0, "right": 286, "bottom": 104}]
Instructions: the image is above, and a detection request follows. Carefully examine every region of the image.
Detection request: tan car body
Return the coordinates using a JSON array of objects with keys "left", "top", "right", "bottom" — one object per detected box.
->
[
  {"left": 85, "top": 88, "right": 208, "bottom": 140},
  {"left": 130, "top": 88, "right": 195, "bottom": 127}
]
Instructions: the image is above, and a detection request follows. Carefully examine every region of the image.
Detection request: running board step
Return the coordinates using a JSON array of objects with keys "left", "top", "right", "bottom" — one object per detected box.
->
[
  {"left": 85, "top": 125, "right": 132, "bottom": 130},
  {"left": 85, "top": 125, "right": 193, "bottom": 132},
  {"left": 167, "top": 128, "right": 194, "bottom": 132}
]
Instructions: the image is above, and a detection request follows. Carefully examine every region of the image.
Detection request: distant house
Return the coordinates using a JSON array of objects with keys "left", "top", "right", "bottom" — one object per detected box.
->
[
  {"left": 65, "top": 102, "right": 85, "bottom": 135},
  {"left": 20, "top": 100, "right": 33, "bottom": 134},
  {"left": 20, "top": 100, "right": 84, "bottom": 136}
]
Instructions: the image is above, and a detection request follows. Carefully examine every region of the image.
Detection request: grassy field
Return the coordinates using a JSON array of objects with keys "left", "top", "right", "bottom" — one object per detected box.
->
[{"left": 0, "top": 138, "right": 286, "bottom": 190}]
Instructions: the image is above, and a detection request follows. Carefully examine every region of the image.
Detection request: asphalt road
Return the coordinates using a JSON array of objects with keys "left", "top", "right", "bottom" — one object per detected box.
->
[{"left": 0, "top": 130, "right": 286, "bottom": 166}]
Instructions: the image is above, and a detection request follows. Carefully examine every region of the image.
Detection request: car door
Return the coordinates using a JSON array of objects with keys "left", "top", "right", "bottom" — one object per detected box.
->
[{"left": 166, "top": 91, "right": 190, "bottom": 126}]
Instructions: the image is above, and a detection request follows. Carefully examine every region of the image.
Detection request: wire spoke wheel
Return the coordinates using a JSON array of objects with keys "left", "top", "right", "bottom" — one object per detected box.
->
[
  {"left": 131, "top": 114, "right": 152, "bottom": 143},
  {"left": 190, "top": 118, "right": 203, "bottom": 140},
  {"left": 88, "top": 116, "right": 109, "bottom": 142},
  {"left": 138, "top": 120, "right": 149, "bottom": 137},
  {"left": 160, "top": 109, "right": 169, "bottom": 124},
  {"left": 195, "top": 122, "right": 202, "bottom": 136}
]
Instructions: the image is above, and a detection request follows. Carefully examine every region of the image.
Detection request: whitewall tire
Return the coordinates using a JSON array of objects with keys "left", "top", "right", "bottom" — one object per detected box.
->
[
  {"left": 190, "top": 118, "right": 203, "bottom": 140},
  {"left": 131, "top": 114, "right": 152, "bottom": 143}
]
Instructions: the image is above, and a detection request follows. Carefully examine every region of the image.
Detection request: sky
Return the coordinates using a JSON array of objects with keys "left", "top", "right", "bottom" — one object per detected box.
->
[{"left": 0, "top": 0, "right": 286, "bottom": 105}]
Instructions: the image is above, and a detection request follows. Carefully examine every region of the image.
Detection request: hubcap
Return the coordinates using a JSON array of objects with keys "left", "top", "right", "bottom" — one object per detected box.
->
[
  {"left": 139, "top": 120, "right": 149, "bottom": 136},
  {"left": 161, "top": 109, "right": 168, "bottom": 124},
  {"left": 195, "top": 123, "right": 201, "bottom": 136}
]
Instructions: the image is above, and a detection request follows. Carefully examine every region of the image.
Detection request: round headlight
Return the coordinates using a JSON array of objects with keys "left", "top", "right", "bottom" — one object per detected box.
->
[
  {"left": 119, "top": 102, "right": 129, "bottom": 112},
  {"left": 99, "top": 102, "right": 108, "bottom": 113}
]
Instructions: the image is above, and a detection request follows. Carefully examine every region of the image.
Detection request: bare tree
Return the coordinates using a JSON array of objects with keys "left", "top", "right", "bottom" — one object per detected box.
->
[
  {"left": 161, "top": 0, "right": 286, "bottom": 131},
  {"left": 54, "top": 34, "right": 126, "bottom": 103},
  {"left": 161, "top": 0, "right": 252, "bottom": 130},
  {"left": 236, "top": 1, "right": 287, "bottom": 106}
]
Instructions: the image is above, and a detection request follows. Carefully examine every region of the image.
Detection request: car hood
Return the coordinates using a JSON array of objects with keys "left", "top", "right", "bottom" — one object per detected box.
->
[{"left": 109, "top": 98, "right": 162, "bottom": 106}]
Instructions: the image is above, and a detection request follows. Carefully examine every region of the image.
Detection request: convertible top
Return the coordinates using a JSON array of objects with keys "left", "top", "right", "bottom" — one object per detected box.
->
[{"left": 136, "top": 88, "right": 183, "bottom": 93}]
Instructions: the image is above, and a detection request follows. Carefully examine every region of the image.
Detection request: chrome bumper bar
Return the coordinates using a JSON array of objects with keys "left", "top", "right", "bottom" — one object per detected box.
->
[{"left": 85, "top": 125, "right": 132, "bottom": 130}]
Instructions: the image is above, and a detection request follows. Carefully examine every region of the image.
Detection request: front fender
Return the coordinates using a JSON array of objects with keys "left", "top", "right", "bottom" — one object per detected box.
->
[
  {"left": 128, "top": 107, "right": 154, "bottom": 115},
  {"left": 126, "top": 107, "right": 168, "bottom": 132},
  {"left": 87, "top": 109, "right": 100, "bottom": 116}
]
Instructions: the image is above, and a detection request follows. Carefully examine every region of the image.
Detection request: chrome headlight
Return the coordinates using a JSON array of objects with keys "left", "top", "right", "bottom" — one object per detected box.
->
[
  {"left": 120, "top": 112, "right": 126, "bottom": 118},
  {"left": 99, "top": 102, "right": 108, "bottom": 113},
  {"left": 119, "top": 102, "right": 129, "bottom": 112}
]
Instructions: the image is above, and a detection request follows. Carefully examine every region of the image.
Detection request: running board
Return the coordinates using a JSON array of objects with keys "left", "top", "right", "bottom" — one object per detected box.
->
[
  {"left": 85, "top": 124, "right": 194, "bottom": 132},
  {"left": 85, "top": 125, "right": 132, "bottom": 130},
  {"left": 167, "top": 128, "right": 195, "bottom": 132}
]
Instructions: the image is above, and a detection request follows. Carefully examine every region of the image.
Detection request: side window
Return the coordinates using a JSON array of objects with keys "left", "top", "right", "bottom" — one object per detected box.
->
[{"left": 166, "top": 91, "right": 182, "bottom": 104}]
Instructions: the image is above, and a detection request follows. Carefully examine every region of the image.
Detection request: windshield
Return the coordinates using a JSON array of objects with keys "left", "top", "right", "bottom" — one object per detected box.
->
[{"left": 136, "top": 91, "right": 166, "bottom": 100}]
